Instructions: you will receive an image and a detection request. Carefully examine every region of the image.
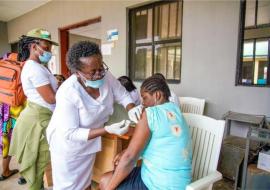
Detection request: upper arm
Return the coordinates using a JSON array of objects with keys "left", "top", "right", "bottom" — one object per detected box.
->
[
  {"left": 56, "top": 95, "right": 89, "bottom": 142},
  {"left": 124, "top": 111, "right": 150, "bottom": 160},
  {"left": 28, "top": 65, "right": 56, "bottom": 104}
]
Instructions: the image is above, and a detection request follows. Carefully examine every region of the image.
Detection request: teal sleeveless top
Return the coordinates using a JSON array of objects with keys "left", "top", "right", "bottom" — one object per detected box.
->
[{"left": 141, "top": 102, "right": 192, "bottom": 190}]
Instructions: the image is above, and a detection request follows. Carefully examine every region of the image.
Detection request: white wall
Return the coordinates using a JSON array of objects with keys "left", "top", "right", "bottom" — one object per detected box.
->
[
  {"left": 7, "top": 0, "right": 145, "bottom": 77},
  {"left": 176, "top": 1, "right": 270, "bottom": 119},
  {"left": 0, "top": 21, "right": 11, "bottom": 56},
  {"left": 6, "top": 0, "right": 270, "bottom": 119}
]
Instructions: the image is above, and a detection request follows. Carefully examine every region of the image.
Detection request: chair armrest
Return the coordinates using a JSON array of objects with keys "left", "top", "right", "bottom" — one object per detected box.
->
[{"left": 186, "top": 171, "right": 222, "bottom": 190}]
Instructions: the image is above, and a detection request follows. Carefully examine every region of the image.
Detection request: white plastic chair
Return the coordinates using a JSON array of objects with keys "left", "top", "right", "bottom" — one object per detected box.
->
[
  {"left": 183, "top": 113, "right": 225, "bottom": 190},
  {"left": 179, "top": 97, "right": 206, "bottom": 115}
]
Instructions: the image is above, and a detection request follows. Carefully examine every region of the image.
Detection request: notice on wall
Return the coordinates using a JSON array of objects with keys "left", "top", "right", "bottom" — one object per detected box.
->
[
  {"left": 107, "top": 29, "right": 119, "bottom": 42},
  {"left": 101, "top": 43, "right": 114, "bottom": 55}
]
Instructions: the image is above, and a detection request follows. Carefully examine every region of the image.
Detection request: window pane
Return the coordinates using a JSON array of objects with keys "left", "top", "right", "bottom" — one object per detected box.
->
[
  {"left": 245, "top": 0, "right": 256, "bottom": 27},
  {"left": 255, "top": 40, "right": 268, "bottom": 56},
  {"left": 242, "top": 61, "right": 254, "bottom": 84},
  {"left": 154, "top": 43, "right": 181, "bottom": 80},
  {"left": 155, "top": 2, "right": 181, "bottom": 41},
  {"left": 242, "top": 41, "right": 254, "bottom": 84},
  {"left": 257, "top": 0, "right": 270, "bottom": 25},
  {"left": 134, "top": 46, "right": 152, "bottom": 79},
  {"left": 134, "top": 8, "right": 152, "bottom": 44},
  {"left": 254, "top": 40, "right": 268, "bottom": 84},
  {"left": 243, "top": 41, "right": 254, "bottom": 58}
]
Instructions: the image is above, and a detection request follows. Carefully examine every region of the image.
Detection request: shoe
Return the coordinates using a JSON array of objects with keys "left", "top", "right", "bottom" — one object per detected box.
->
[
  {"left": 18, "top": 176, "right": 27, "bottom": 185},
  {"left": 0, "top": 169, "right": 19, "bottom": 181}
]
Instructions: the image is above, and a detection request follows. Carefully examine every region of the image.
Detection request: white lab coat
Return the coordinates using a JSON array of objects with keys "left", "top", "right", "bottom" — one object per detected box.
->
[
  {"left": 169, "top": 90, "right": 180, "bottom": 106},
  {"left": 46, "top": 72, "right": 133, "bottom": 190}
]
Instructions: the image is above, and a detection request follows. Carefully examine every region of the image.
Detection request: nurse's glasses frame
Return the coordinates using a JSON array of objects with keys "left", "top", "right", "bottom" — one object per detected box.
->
[{"left": 78, "top": 62, "right": 109, "bottom": 80}]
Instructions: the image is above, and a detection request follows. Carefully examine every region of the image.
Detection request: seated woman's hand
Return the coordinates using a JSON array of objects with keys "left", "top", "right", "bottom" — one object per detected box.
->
[{"left": 113, "top": 149, "right": 127, "bottom": 168}]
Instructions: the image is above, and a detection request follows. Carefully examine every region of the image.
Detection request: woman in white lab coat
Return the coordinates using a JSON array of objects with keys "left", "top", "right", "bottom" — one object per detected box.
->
[{"left": 46, "top": 41, "right": 142, "bottom": 190}]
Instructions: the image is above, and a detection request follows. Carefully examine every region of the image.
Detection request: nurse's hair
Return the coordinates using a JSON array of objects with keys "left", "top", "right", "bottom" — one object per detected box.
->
[
  {"left": 67, "top": 41, "right": 102, "bottom": 73},
  {"left": 17, "top": 35, "right": 38, "bottom": 62},
  {"left": 141, "top": 76, "right": 171, "bottom": 100},
  {"left": 118, "top": 76, "right": 137, "bottom": 92}
]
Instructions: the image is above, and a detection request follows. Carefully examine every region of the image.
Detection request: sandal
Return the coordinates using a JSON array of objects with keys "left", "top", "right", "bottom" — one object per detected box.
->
[
  {"left": 18, "top": 176, "right": 27, "bottom": 185},
  {"left": 0, "top": 169, "right": 19, "bottom": 181}
]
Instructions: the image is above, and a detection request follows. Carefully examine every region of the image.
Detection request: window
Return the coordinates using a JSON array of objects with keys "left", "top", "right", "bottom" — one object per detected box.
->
[
  {"left": 128, "top": 1, "right": 183, "bottom": 82},
  {"left": 237, "top": 0, "right": 270, "bottom": 86}
]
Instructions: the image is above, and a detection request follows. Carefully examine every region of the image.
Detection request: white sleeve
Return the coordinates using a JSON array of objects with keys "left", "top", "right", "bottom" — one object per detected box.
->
[
  {"left": 108, "top": 73, "right": 134, "bottom": 108},
  {"left": 170, "top": 91, "right": 180, "bottom": 106},
  {"left": 29, "top": 65, "right": 50, "bottom": 87},
  {"left": 56, "top": 94, "right": 90, "bottom": 142}
]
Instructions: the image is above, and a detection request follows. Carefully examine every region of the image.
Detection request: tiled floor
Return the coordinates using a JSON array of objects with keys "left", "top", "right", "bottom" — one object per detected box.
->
[
  {"left": 0, "top": 156, "right": 28, "bottom": 190},
  {"left": 1, "top": 155, "right": 228, "bottom": 190},
  {"left": 0, "top": 155, "right": 99, "bottom": 190}
]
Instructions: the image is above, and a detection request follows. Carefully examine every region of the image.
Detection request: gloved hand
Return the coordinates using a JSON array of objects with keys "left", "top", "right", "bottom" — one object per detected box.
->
[
  {"left": 104, "top": 120, "right": 131, "bottom": 136},
  {"left": 128, "top": 105, "right": 143, "bottom": 123}
]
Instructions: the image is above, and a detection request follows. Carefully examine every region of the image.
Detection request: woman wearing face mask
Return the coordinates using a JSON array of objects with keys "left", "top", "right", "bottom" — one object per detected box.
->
[
  {"left": 99, "top": 76, "right": 192, "bottom": 190},
  {"left": 46, "top": 41, "right": 140, "bottom": 190},
  {"left": 9, "top": 28, "right": 58, "bottom": 190}
]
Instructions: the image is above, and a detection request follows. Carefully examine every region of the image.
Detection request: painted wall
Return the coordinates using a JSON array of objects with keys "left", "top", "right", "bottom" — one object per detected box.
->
[
  {"left": 0, "top": 21, "right": 11, "bottom": 56},
  {"left": 6, "top": 0, "right": 270, "bottom": 119},
  {"left": 69, "top": 34, "right": 101, "bottom": 48}
]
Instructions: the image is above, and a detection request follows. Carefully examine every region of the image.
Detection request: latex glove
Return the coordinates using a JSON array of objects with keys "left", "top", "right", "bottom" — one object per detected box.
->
[
  {"left": 104, "top": 120, "right": 131, "bottom": 136},
  {"left": 128, "top": 105, "right": 143, "bottom": 123}
]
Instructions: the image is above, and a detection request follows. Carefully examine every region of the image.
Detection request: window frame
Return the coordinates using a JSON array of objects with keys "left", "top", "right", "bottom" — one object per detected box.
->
[
  {"left": 236, "top": 0, "right": 270, "bottom": 87},
  {"left": 127, "top": 0, "right": 183, "bottom": 84}
]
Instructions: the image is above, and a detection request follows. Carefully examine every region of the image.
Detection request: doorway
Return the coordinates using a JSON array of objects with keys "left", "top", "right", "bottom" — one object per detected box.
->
[{"left": 58, "top": 16, "right": 101, "bottom": 77}]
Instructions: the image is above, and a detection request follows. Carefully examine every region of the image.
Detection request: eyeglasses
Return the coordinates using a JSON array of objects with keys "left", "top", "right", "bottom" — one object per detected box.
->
[{"left": 78, "top": 62, "right": 109, "bottom": 80}]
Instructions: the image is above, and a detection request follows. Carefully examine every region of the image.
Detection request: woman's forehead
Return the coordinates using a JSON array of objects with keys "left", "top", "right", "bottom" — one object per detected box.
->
[
  {"left": 38, "top": 39, "right": 52, "bottom": 47},
  {"left": 79, "top": 55, "right": 102, "bottom": 70}
]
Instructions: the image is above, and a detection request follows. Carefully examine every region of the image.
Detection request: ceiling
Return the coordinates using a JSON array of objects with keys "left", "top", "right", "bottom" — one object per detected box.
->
[{"left": 0, "top": 0, "right": 51, "bottom": 22}]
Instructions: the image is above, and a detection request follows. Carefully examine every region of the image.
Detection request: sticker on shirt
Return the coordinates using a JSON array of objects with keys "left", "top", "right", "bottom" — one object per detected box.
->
[
  {"left": 171, "top": 125, "right": 182, "bottom": 137},
  {"left": 167, "top": 111, "right": 176, "bottom": 121},
  {"left": 182, "top": 148, "right": 190, "bottom": 160}
]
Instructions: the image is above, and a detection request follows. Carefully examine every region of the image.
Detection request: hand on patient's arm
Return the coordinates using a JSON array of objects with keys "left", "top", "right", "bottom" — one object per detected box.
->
[
  {"left": 87, "top": 120, "right": 130, "bottom": 140},
  {"left": 105, "top": 111, "right": 150, "bottom": 189}
]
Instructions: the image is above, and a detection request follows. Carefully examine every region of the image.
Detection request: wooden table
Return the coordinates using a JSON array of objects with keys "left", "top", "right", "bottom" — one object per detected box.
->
[
  {"left": 44, "top": 128, "right": 135, "bottom": 187},
  {"left": 92, "top": 127, "right": 134, "bottom": 182}
]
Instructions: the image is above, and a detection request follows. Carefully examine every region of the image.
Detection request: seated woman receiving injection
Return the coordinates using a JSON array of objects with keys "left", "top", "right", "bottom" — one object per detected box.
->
[{"left": 100, "top": 76, "right": 192, "bottom": 190}]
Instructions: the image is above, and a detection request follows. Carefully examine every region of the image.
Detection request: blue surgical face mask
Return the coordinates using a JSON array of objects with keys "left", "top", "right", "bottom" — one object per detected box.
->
[
  {"left": 37, "top": 45, "right": 52, "bottom": 64},
  {"left": 78, "top": 72, "right": 104, "bottom": 89},
  {"left": 85, "top": 78, "right": 104, "bottom": 88}
]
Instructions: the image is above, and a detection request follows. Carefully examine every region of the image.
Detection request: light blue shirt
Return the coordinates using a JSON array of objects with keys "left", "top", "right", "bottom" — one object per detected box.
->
[{"left": 141, "top": 102, "right": 192, "bottom": 190}]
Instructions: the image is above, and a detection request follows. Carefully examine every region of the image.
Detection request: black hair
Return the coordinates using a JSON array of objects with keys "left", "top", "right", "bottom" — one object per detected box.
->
[
  {"left": 152, "top": 73, "right": 166, "bottom": 81},
  {"left": 118, "top": 76, "right": 137, "bottom": 92},
  {"left": 67, "top": 41, "right": 102, "bottom": 73},
  {"left": 17, "top": 35, "right": 38, "bottom": 62},
  {"left": 54, "top": 74, "right": 66, "bottom": 81},
  {"left": 141, "top": 76, "right": 171, "bottom": 100}
]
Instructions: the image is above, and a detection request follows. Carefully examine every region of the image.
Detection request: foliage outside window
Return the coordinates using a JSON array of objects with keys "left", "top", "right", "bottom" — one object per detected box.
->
[
  {"left": 128, "top": 1, "right": 183, "bottom": 82},
  {"left": 237, "top": 0, "right": 270, "bottom": 86}
]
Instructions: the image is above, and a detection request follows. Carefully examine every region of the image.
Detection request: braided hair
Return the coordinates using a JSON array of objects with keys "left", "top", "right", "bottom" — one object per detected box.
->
[
  {"left": 17, "top": 35, "right": 37, "bottom": 62},
  {"left": 141, "top": 76, "right": 171, "bottom": 101}
]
